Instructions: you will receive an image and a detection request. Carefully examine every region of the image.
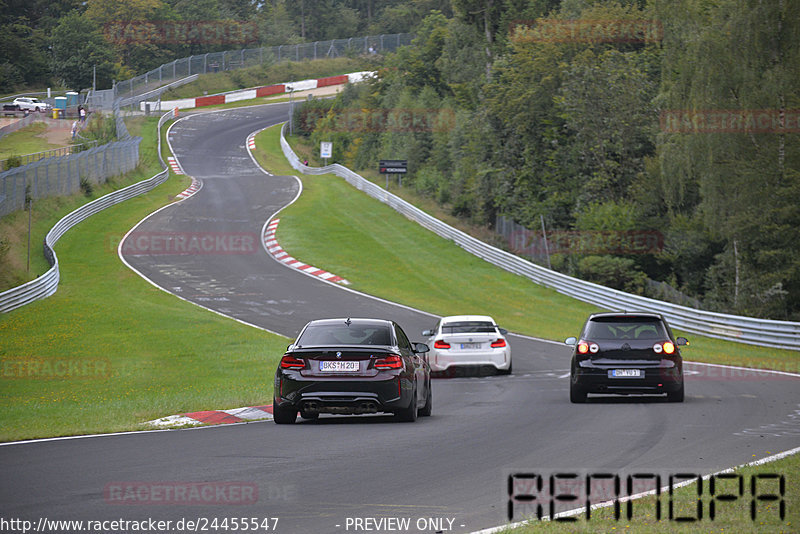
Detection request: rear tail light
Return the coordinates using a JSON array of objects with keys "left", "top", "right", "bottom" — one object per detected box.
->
[
  {"left": 589, "top": 343, "right": 599, "bottom": 353},
  {"left": 491, "top": 338, "right": 507, "bottom": 348},
  {"left": 374, "top": 354, "right": 404, "bottom": 370},
  {"left": 653, "top": 342, "right": 676, "bottom": 354},
  {"left": 577, "top": 341, "right": 589, "bottom": 354},
  {"left": 434, "top": 340, "right": 451, "bottom": 349},
  {"left": 280, "top": 355, "right": 306, "bottom": 369}
]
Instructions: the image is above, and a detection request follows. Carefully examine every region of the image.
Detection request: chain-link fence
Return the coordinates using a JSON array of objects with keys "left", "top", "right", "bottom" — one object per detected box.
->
[
  {"left": 0, "top": 137, "right": 141, "bottom": 218},
  {"left": 113, "top": 33, "right": 413, "bottom": 103}
]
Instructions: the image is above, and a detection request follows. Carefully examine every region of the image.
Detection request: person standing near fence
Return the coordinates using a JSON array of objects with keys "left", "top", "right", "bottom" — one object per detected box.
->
[
  {"left": 71, "top": 121, "right": 78, "bottom": 141},
  {"left": 78, "top": 105, "right": 86, "bottom": 122}
]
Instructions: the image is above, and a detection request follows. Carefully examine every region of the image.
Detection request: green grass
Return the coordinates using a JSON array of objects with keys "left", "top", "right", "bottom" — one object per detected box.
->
[
  {"left": 502, "top": 452, "right": 798, "bottom": 533},
  {"left": 1, "top": 117, "right": 159, "bottom": 291},
  {"left": 254, "top": 124, "right": 800, "bottom": 371},
  {"left": 0, "top": 122, "right": 66, "bottom": 161},
  {"left": 0, "top": 115, "right": 287, "bottom": 442},
  {"left": 163, "top": 57, "right": 379, "bottom": 99}
]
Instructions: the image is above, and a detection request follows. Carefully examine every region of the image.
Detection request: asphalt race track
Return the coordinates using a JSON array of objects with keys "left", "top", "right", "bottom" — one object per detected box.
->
[{"left": 1, "top": 104, "right": 798, "bottom": 533}]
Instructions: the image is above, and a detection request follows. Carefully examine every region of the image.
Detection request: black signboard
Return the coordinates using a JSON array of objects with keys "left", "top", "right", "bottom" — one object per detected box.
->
[{"left": 379, "top": 160, "right": 408, "bottom": 174}]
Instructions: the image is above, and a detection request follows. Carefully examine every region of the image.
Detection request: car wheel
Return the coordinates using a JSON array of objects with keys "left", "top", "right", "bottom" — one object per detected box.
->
[
  {"left": 570, "top": 380, "right": 587, "bottom": 403},
  {"left": 667, "top": 383, "right": 684, "bottom": 403},
  {"left": 418, "top": 382, "right": 432, "bottom": 417},
  {"left": 299, "top": 409, "right": 319, "bottom": 420},
  {"left": 396, "top": 383, "right": 418, "bottom": 422},
  {"left": 272, "top": 401, "right": 297, "bottom": 424},
  {"left": 497, "top": 361, "right": 513, "bottom": 375}
]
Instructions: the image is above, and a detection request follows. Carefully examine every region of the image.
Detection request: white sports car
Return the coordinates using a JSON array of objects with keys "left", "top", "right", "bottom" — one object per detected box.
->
[{"left": 423, "top": 315, "right": 512, "bottom": 375}]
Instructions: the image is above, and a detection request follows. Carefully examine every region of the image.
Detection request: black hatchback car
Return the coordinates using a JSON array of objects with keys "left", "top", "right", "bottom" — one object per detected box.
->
[
  {"left": 273, "top": 318, "right": 432, "bottom": 423},
  {"left": 566, "top": 312, "right": 688, "bottom": 403}
]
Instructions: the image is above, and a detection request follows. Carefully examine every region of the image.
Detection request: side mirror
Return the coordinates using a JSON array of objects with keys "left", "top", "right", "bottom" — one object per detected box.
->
[
  {"left": 499, "top": 328, "right": 508, "bottom": 335},
  {"left": 422, "top": 330, "right": 434, "bottom": 337},
  {"left": 413, "top": 343, "right": 430, "bottom": 354},
  {"left": 676, "top": 337, "right": 689, "bottom": 346},
  {"left": 565, "top": 337, "right": 577, "bottom": 346}
]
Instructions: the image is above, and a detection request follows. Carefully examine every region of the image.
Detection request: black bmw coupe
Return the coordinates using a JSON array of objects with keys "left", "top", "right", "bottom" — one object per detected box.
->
[{"left": 273, "top": 318, "right": 432, "bottom": 423}]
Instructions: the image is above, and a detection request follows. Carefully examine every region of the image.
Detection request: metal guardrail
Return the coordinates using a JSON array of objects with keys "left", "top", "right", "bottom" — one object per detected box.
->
[
  {"left": 0, "top": 111, "right": 173, "bottom": 313},
  {"left": 279, "top": 123, "right": 800, "bottom": 350}
]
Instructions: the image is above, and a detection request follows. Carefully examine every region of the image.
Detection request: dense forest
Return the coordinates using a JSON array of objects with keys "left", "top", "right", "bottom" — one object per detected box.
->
[
  {"left": 0, "top": 0, "right": 451, "bottom": 92},
  {"left": 292, "top": 0, "right": 800, "bottom": 320},
  {"left": 1, "top": 0, "right": 798, "bottom": 320}
]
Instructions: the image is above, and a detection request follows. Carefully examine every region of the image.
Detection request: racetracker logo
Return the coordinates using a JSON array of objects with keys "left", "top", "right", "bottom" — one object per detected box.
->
[
  {"left": 508, "top": 230, "right": 664, "bottom": 256},
  {"left": 103, "top": 20, "right": 258, "bottom": 45},
  {"left": 660, "top": 109, "right": 800, "bottom": 134},
  {"left": 298, "top": 108, "right": 456, "bottom": 133},
  {"left": 112, "top": 232, "right": 258, "bottom": 255},
  {"left": 1, "top": 357, "right": 111, "bottom": 380},
  {"left": 104, "top": 482, "right": 258, "bottom": 505},
  {"left": 510, "top": 19, "right": 663, "bottom": 44}
]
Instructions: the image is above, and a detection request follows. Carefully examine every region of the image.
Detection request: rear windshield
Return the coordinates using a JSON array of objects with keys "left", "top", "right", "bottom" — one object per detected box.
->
[
  {"left": 297, "top": 324, "right": 392, "bottom": 346},
  {"left": 585, "top": 318, "right": 667, "bottom": 340},
  {"left": 441, "top": 321, "right": 496, "bottom": 334}
]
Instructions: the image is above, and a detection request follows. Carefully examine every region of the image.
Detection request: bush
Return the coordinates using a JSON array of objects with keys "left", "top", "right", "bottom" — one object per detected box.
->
[
  {"left": 4, "top": 155, "right": 23, "bottom": 170},
  {"left": 576, "top": 255, "right": 648, "bottom": 294},
  {"left": 79, "top": 177, "right": 93, "bottom": 197}
]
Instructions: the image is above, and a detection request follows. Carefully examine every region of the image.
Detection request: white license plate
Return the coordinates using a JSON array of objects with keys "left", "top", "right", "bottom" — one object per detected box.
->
[
  {"left": 460, "top": 343, "right": 482, "bottom": 349},
  {"left": 610, "top": 369, "right": 642, "bottom": 378},
  {"left": 319, "top": 361, "right": 360, "bottom": 372}
]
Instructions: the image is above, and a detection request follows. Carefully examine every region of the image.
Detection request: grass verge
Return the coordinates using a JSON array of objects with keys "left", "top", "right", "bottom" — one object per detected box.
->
[
  {"left": 254, "top": 124, "right": 800, "bottom": 372},
  {"left": 0, "top": 122, "right": 65, "bottom": 162},
  {"left": 0, "top": 115, "right": 287, "bottom": 442}
]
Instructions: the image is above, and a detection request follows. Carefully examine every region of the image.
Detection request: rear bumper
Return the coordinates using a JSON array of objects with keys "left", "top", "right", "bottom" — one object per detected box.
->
[
  {"left": 573, "top": 361, "right": 683, "bottom": 394},
  {"left": 274, "top": 372, "right": 412, "bottom": 415},
  {"left": 429, "top": 348, "right": 511, "bottom": 371}
]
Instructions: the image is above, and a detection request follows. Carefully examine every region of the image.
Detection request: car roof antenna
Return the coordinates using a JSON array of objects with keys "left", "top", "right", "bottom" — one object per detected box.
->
[{"left": 344, "top": 317, "right": 352, "bottom": 326}]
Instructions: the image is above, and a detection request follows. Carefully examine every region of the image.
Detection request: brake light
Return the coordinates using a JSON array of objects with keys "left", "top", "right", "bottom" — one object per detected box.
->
[
  {"left": 374, "top": 354, "right": 403, "bottom": 370},
  {"left": 434, "top": 340, "right": 451, "bottom": 349},
  {"left": 577, "top": 341, "right": 589, "bottom": 354},
  {"left": 280, "top": 355, "right": 305, "bottom": 369},
  {"left": 653, "top": 342, "right": 676, "bottom": 354},
  {"left": 491, "top": 338, "right": 507, "bottom": 348}
]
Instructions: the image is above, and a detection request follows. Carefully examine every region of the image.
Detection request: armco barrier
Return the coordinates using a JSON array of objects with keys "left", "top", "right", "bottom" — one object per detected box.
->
[
  {"left": 0, "top": 111, "right": 173, "bottom": 313},
  {"left": 279, "top": 123, "right": 800, "bottom": 350}
]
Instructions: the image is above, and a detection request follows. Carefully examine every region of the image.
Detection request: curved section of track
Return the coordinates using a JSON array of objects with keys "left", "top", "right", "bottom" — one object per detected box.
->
[{"left": 1, "top": 104, "right": 797, "bottom": 533}]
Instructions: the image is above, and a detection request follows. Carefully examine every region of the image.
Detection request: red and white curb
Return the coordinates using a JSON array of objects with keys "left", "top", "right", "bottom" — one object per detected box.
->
[
  {"left": 174, "top": 177, "right": 201, "bottom": 200},
  {"left": 247, "top": 133, "right": 256, "bottom": 151},
  {"left": 264, "top": 219, "right": 350, "bottom": 284},
  {"left": 167, "top": 156, "right": 184, "bottom": 175},
  {"left": 147, "top": 405, "right": 273, "bottom": 427}
]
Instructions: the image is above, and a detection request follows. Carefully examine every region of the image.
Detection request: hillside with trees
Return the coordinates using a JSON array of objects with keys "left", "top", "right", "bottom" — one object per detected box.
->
[{"left": 293, "top": 0, "right": 800, "bottom": 320}]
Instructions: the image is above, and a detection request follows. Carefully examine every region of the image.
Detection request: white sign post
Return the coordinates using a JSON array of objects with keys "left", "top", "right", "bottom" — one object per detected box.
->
[{"left": 320, "top": 141, "right": 332, "bottom": 165}]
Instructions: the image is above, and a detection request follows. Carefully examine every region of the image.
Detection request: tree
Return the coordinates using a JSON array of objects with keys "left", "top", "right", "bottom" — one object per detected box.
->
[{"left": 51, "top": 12, "right": 116, "bottom": 90}]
